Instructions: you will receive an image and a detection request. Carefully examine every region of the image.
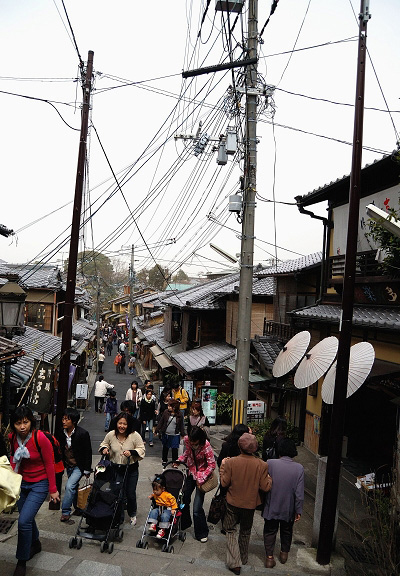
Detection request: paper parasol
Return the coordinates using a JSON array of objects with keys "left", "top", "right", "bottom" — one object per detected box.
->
[
  {"left": 272, "top": 331, "right": 311, "bottom": 378},
  {"left": 294, "top": 336, "right": 338, "bottom": 389},
  {"left": 321, "top": 342, "right": 375, "bottom": 404}
]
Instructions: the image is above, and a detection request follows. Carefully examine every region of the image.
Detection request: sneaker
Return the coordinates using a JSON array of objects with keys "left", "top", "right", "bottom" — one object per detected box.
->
[
  {"left": 162, "top": 461, "right": 167, "bottom": 467},
  {"left": 200, "top": 537, "right": 208, "bottom": 543},
  {"left": 156, "top": 528, "right": 166, "bottom": 539},
  {"left": 130, "top": 516, "right": 137, "bottom": 526},
  {"left": 148, "top": 523, "right": 157, "bottom": 533},
  {"left": 149, "top": 442, "right": 154, "bottom": 447}
]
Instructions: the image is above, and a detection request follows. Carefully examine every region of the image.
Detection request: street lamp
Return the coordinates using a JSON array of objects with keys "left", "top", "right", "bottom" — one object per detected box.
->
[{"left": 0, "top": 275, "right": 27, "bottom": 426}]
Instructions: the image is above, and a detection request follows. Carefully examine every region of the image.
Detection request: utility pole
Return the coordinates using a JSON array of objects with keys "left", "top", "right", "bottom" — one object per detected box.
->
[
  {"left": 55, "top": 51, "right": 94, "bottom": 437},
  {"left": 232, "top": 0, "right": 258, "bottom": 427},
  {"left": 96, "top": 282, "right": 101, "bottom": 365},
  {"left": 129, "top": 245, "right": 134, "bottom": 353},
  {"left": 317, "top": 1, "right": 370, "bottom": 564}
]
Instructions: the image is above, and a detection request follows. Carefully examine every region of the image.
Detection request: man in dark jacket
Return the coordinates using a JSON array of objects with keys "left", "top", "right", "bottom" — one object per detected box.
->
[{"left": 57, "top": 408, "right": 92, "bottom": 523}]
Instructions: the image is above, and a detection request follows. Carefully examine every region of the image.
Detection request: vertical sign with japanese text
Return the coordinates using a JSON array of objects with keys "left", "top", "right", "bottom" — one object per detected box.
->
[{"left": 28, "top": 360, "right": 54, "bottom": 414}]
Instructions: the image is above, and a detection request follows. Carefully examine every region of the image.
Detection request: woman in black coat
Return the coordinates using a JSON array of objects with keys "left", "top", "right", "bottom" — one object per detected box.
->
[
  {"left": 262, "top": 416, "right": 287, "bottom": 461},
  {"left": 139, "top": 389, "right": 157, "bottom": 446}
]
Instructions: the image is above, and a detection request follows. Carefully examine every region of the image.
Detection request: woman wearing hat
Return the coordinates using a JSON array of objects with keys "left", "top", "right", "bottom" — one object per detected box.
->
[{"left": 220, "top": 433, "right": 272, "bottom": 575}]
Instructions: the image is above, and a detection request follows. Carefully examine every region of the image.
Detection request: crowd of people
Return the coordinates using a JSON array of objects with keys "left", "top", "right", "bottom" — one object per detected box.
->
[{"left": 2, "top": 328, "right": 304, "bottom": 576}]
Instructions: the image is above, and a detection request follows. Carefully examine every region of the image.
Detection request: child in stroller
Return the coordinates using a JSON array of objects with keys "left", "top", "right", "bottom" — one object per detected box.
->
[
  {"left": 137, "top": 463, "right": 188, "bottom": 553},
  {"left": 147, "top": 474, "right": 177, "bottom": 539}
]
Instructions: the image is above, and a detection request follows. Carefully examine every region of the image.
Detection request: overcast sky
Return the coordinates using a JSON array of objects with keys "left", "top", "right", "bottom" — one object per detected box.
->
[{"left": 1, "top": 0, "right": 399, "bottom": 281}]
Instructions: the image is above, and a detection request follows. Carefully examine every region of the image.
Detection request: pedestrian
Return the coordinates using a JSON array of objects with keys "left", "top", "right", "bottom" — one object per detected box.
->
[
  {"left": 220, "top": 433, "right": 272, "bottom": 575},
  {"left": 262, "top": 417, "right": 287, "bottom": 462},
  {"left": 156, "top": 399, "right": 185, "bottom": 466},
  {"left": 171, "top": 381, "right": 189, "bottom": 418},
  {"left": 94, "top": 375, "right": 114, "bottom": 413},
  {"left": 106, "top": 340, "right": 113, "bottom": 356},
  {"left": 128, "top": 354, "right": 136, "bottom": 374},
  {"left": 104, "top": 390, "right": 118, "bottom": 432},
  {"left": 263, "top": 438, "right": 304, "bottom": 568},
  {"left": 175, "top": 426, "right": 216, "bottom": 543},
  {"left": 187, "top": 400, "right": 210, "bottom": 437},
  {"left": 139, "top": 389, "right": 158, "bottom": 446},
  {"left": 9, "top": 406, "right": 60, "bottom": 576},
  {"left": 157, "top": 387, "right": 171, "bottom": 419},
  {"left": 119, "top": 340, "right": 126, "bottom": 354},
  {"left": 217, "top": 424, "right": 250, "bottom": 467},
  {"left": 120, "top": 353, "right": 126, "bottom": 375},
  {"left": 147, "top": 474, "right": 178, "bottom": 539},
  {"left": 114, "top": 352, "right": 122, "bottom": 374},
  {"left": 97, "top": 350, "right": 105, "bottom": 374},
  {"left": 99, "top": 412, "right": 145, "bottom": 526},
  {"left": 57, "top": 408, "right": 92, "bottom": 523},
  {"left": 125, "top": 380, "right": 142, "bottom": 418}
]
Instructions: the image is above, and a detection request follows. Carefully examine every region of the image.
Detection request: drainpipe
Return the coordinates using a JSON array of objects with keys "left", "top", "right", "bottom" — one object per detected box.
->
[{"left": 294, "top": 197, "right": 333, "bottom": 302}]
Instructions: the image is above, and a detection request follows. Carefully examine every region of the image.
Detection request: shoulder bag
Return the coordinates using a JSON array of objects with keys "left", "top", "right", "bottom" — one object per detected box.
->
[{"left": 207, "top": 484, "right": 226, "bottom": 524}]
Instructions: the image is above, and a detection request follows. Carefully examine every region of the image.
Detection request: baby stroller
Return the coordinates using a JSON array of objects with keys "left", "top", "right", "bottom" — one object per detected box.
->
[
  {"left": 69, "top": 459, "right": 128, "bottom": 554},
  {"left": 136, "top": 461, "right": 188, "bottom": 553}
]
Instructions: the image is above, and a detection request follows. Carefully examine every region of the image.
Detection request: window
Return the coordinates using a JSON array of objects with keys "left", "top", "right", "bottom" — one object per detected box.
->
[{"left": 25, "top": 303, "right": 52, "bottom": 332}]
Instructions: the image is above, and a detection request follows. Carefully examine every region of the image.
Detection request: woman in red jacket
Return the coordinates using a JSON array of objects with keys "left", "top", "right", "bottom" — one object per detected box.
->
[{"left": 9, "top": 406, "right": 60, "bottom": 576}]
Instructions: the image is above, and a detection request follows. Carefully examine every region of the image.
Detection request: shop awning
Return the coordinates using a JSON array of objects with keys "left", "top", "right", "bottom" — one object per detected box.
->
[
  {"left": 154, "top": 353, "right": 173, "bottom": 369},
  {"left": 150, "top": 344, "right": 163, "bottom": 357}
]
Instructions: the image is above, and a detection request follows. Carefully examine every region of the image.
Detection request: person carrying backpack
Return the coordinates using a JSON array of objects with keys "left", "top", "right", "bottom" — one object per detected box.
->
[
  {"left": 56, "top": 408, "right": 92, "bottom": 524},
  {"left": 9, "top": 406, "right": 60, "bottom": 576}
]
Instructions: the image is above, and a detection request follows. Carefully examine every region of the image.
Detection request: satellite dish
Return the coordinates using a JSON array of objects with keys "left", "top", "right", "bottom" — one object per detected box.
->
[
  {"left": 321, "top": 342, "right": 375, "bottom": 404},
  {"left": 272, "top": 331, "right": 311, "bottom": 378},
  {"left": 294, "top": 336, "right": 338, "bottom": 389}
]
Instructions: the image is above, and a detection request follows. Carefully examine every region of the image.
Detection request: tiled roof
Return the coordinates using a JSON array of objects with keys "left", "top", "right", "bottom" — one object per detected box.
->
[
  {"left": 252, "top": 277, "right": 276, "bottom": 295},
  {"left": 12, "top": 326, "right": 61, "bottom": 363},
  {"left": 252, "top": 338, "right": 283, "bottom": 370},
  {"left": 257, "top": 252, "right": 322, "bottom": 277},
  {"left": 290, "top": 304, "right": 400, "bottom": 330},
  {"left": 0, "top": 263, "right": 63, "bottom": 290},
  {"left": 171, "top": 343, "right": 235, "bottom": 374},
  {"left": 141, "top": 324, "right": 170, "bottom": 349},
  {"left": 72, "top": 318, "right": 97, "bottom": 340},
  {"left": 163, "top": 274, "right": 239, "bottom": 309},
  {"left": 0, "top": 336, "right": 24, "bottom": 363}
]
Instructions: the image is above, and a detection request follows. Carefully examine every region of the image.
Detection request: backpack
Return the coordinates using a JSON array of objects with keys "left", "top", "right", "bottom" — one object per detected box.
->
[{"left": 35, "top": 430, "right": 65, "bottom": 473}]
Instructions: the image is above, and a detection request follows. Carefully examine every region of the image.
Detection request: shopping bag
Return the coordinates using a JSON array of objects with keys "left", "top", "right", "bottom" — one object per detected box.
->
[
  {"left": 207, "top": 486, "right": 226, "bottom": 524},
  {"left": 77, "top": 479, "right": 92, "bottom": 510}
]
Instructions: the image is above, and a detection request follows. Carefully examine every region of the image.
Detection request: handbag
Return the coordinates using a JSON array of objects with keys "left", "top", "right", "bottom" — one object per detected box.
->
[
  {"left": 199, "top": 469, "right": 218, "bottom": 493},
  {"left": 77, "top": 477, "right": 92, "bottom": 510},
  {"left": 207, "top": 485, "right": 226, "bottom": 524}
]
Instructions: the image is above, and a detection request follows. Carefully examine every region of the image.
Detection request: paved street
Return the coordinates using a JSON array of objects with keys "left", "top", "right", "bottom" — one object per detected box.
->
[{"left": 0, "top": 350, "right": 368, "bottom": 576}]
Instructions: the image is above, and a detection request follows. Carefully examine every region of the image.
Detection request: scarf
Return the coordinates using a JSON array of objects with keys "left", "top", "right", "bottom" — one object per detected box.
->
[{"left": 13, "top": 432, "right": 32, "bottom": 473}]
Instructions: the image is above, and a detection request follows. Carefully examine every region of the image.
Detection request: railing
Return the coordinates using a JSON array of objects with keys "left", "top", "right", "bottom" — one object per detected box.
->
[
  {"left": 263, "top": 321, "right": 295, "bottom": 341},
  {"left": 328, "top": 250, "right": 382, "bottom": 280}
]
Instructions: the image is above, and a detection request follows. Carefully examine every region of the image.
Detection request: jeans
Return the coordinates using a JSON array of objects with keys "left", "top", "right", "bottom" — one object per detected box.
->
[
  {"left": 105, "top": 412, "right": 115, "bottom": 431},
  {"left": 17, "top": 479, "right": 49, "bottom": 560},
  {"left": 181, "top": 474, "right": 208, "bottom": 540},
  {"left": 141, "top": 419, "right": 153, "bottom": 443},
  {"left": 148, "top": 507, "right": 172, "bottom": 528},
  {"left": 62, "top": 466, "right": 82, "bottom": 516}
]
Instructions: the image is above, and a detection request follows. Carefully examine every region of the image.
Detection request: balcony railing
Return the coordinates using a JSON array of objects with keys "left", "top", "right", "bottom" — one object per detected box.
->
[
  {"left": 329, "top": 250, "right": 383, "bottom": 282},
  {"left": 263, "top": 321, "right": 295, "bottom": 341}
]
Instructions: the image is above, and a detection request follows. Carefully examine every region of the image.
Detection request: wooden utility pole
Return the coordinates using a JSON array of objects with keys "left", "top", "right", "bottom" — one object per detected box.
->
[
  {"left": 232, "top": 0, "right": 258, "bottom": 426},
  {"left": 55, "top": 51, "right": 94, "bottom": 436},
  {"left": 317, "top": 1, "right": 370, "bottom": 564}
]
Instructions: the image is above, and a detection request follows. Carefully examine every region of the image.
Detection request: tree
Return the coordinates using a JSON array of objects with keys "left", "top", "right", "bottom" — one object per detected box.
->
[
  {"left": 136, "top": 268, "right": 149, "bottom": 287},
  {"left": 148, "top": 264, "right": 169, "bottom": 290},
  {"left": 367, "top": 202, "right": 400, "bottom": 277},
  {"left": 172, "top": 269, "right": 190, "bottom": 283}
]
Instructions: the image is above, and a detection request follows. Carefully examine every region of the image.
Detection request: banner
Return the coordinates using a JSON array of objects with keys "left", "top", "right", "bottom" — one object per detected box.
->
[
  {"left": 28, "top": 360, "right": 54, "bottom": 414},
  {"left": 183, "top": 380, "right": 194, "bottom": 401},
  {"left": 201, "top": 387, "right": 217, "bottom": 425},
  {"left": 68, "top": 365, "right": 77, "bottom": 391}
]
